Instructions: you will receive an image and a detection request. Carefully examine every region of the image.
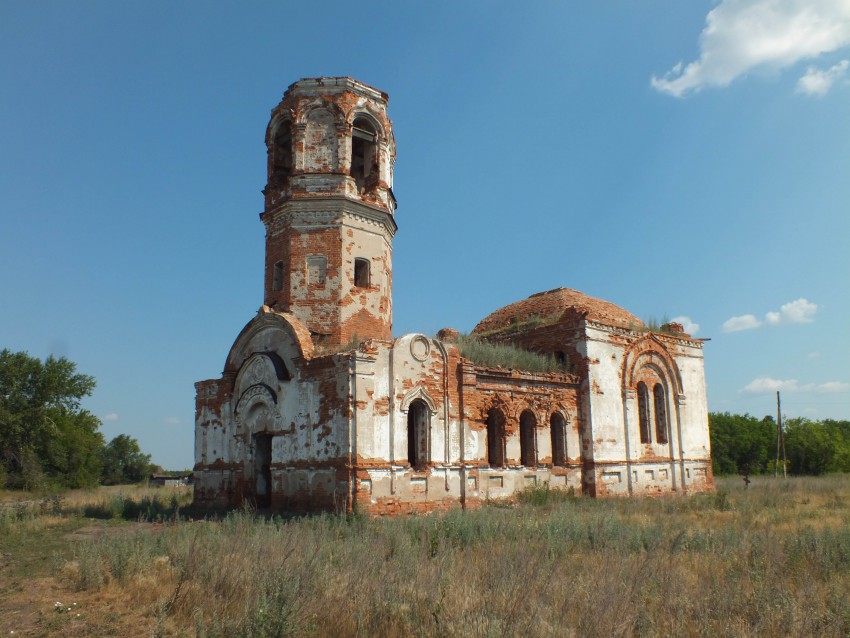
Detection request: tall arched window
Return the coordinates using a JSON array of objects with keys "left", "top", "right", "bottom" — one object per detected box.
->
[
  {"left": 351, "top": 116, "right": 377, "bottom": 191},
  {"left": 271, "top": 120, "right": 292, "bottom": 185},
  {"left": 520, "top": 410, "right": 537, "bottom": 467},
  {"left": 407, "top": 399, "right": 429, "bottom": 471},
  {"left": 653, "top": 384, "right": 668, "bottom": 444},
  {"left": 637, "top": 382, "right": 651, "bottom": 444},
  {"left": 487, "top": 408, "right": 506, "bottom": 469},
  {"left": 550, "top": 412, "right": 567, "bottom": 466}
]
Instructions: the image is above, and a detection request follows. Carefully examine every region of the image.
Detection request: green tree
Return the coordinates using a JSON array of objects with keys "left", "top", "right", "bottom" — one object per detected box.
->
[
  {"left": 101, "top": 434, "right": 154, "bottom": 485},
  {"left": 0, "top": 349, "right": 100, "bottom": 488},
  {"left": 709, "top": 412, "right": 776, "bottom": 475},
  {"left": 783, "top": 417, "right": 847, "bottom": 475}
]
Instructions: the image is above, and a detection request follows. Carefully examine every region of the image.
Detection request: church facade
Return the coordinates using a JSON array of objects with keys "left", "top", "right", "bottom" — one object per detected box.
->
[{"left": 193, "top": 77, "right": 714, "bottom": 515}]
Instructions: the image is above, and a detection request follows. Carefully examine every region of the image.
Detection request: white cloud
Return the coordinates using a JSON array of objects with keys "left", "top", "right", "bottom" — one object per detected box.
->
[
  {"left": 778, "top": 298, "right": 817, "bottom": 323},
  {"left": 765, "top": 311, "right": 782, "bottom": 325},
  {"left": 742, "top": 377, "right": 850, "bottom": 394},
  {"left": 743, "top": 377, "right": 803, "bottom": 393},
  {"left": 651, "top": 0, "right": 850, "bottom": 97},
  {"left": 102, "top": 412, "right": 119, "bottom": 422},
  {"left": 163, "top": 416, "right": 181, "bottom": 425},
  {"left": 817, "top": 381, "right": 850, "bottom": 393},
  {"left": 796, "top": 59, "right": 850, "bottom": 94},
  {"left": 722, "top": 298, "right": 817, "bottom": 332},
  {"left": 671, "top": 315, "right": 700, "bottom": 336},
  {"left": 807, "top": 351, "right": 821, "bottom": 359},
  {"left": 723, "top": 314, "right": 762, "bottom": 332}
]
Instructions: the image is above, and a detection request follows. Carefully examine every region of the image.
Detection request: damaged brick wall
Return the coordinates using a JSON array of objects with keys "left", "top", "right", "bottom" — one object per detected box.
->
[{"left": 193, "top": 78, "right": 713, "bottom": 517}]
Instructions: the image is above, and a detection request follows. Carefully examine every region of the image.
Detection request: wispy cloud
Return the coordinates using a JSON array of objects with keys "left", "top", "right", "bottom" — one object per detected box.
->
[
  {"left": 742, "top": 377, "right": 850, "bottom": 394},
  {"left": 102, "top": 412, "right": 119, "bottom": 422},
  {"left": 722, "top": 298, "right": 817, "bottom": 332},
  {"left": 723, "top": 314, "right": 762, "bottom": 333},
  {"left": 163, "top": 416, "right": 181, "bottom": 425},
  {"left": 797, "top": 59, "right": 850, "bottom": 94},
  {"left": 651, "top": 0, "right": 850, "bottom": 97},
  {"left": 671, "top": 315, "right": 700, "bottom": 336}
]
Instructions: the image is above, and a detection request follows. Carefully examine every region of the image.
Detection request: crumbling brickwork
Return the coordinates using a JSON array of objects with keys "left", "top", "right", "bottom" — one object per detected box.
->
[{"left": 193, "top": 77, "right": 713, "bottom": 515}]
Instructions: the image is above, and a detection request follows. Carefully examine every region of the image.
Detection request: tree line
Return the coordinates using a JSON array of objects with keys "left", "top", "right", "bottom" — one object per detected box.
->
[
  {"left": 0, "top": 349, "right": 155, "bottom": 490},
  {"left": 710, "top": 411, "right": 850, "bottom": 476},
  {"left": 3, "top": 348, "right": 848, "bottom": 489}
]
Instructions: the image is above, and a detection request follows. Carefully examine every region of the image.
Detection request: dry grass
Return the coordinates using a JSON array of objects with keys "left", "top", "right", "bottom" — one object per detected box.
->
[{"left": 3, "top": 476, "right": 850, "bottom": 636}]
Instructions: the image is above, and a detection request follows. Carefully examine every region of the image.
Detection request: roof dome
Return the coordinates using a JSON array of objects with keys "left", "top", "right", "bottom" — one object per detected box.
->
[{"left": 472, "top": 287, "right": 643, "bottom": 335}]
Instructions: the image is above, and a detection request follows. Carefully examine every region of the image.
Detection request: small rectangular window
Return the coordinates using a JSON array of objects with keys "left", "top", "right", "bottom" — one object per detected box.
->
[
  {"left": 272, "top": 261, "right": 284, "bottom": 291},
  {"left": 307, "top": 255, "right": 327, "bottom": 286},
  {"left": 354, "top": 258, "right": 370, "bottom": 288}
]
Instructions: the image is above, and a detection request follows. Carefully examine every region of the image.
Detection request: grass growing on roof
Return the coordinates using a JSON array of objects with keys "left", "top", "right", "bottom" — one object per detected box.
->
[{"left": 455, "top": 334, "right": 568, "bottom": 374}]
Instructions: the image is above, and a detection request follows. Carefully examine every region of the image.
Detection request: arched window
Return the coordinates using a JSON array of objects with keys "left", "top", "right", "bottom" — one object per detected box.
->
[
  {"left": 272, "top": 261, "right": 283, "bottom": 292},
  {"left": 637, "top": 382, "right": 651, "bottom": 444},
  {"left": 520, "top": 410, "right": 537, "bottom": 467},
  {"left": 653, "top": 384, "right": 668, "bottom": 444},
  {"left": 487, "top": 408, "right": 506, "bottom": 469},
  {"left": 407, "top": 399, "right": 429, "bottom": 471},
  {"left": 271, "top": 120, "right": 292, "bottom": 185},
  {"left": 350, "top": 116, "right": 377, "bottom": 191},
  {"left": 354, "top": 258, "right": 370, "bottom": 288},
  {"left": 550, "top": 412, "right": 567, "bottom": 466}
]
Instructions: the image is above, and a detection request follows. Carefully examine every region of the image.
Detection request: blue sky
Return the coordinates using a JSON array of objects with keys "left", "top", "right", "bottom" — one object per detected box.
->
[{"left": 2, "top": 1, "right": 848, "bottom": 470}]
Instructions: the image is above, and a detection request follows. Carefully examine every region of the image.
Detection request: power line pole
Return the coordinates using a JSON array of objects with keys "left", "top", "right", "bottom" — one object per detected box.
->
[{"left": 775, "top": 391, "right": 787, "bottom": 479}]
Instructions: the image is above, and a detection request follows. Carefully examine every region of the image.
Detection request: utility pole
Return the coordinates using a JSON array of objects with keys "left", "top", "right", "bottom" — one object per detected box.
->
[{"left": 775, "top": 391, "right": 787, "bottom": 478}]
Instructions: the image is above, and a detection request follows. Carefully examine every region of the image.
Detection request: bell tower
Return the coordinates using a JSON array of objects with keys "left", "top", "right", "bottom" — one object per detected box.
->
[{"left": 261, "top": 78, "right": 396, "bottom": 349}]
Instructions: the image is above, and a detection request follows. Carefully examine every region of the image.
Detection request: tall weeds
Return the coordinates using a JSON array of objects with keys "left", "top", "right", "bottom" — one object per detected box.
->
[{"left": 29, "top": 476, "right": 847, "bottom": 635}]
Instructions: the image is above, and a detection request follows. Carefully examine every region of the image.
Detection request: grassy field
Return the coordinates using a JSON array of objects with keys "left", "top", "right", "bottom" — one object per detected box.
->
[{"left": 2, "top": 476, "right": 850, "bottom": 637}]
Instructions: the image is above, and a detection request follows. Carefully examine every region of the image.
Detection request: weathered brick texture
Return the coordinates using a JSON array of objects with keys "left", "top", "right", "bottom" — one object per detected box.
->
[{"left": 193, "top": 78, "right": 713, "bottom": 515}]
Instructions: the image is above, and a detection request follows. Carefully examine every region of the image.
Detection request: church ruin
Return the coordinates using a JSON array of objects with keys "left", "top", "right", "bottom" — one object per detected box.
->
[{"left": 193, "top": 77, "right": 714, "bottom": 515}]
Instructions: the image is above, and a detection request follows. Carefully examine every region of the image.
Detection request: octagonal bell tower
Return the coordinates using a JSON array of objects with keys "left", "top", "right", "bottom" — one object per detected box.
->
[{"left": 261, "top": 77, "right": 396, "bottom": 350}]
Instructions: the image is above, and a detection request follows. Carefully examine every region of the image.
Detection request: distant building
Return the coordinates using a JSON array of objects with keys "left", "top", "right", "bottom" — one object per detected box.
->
[
  {"left": 193, "top": 77, "right": 713, "bottom": 515},
  {"left": 150, "top": 473, "right": 192, "bottom": 488}
]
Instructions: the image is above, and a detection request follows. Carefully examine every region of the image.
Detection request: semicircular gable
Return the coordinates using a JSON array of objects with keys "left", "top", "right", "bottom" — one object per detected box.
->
[
  {"left": 622, "top": 335, "right": 683, "bottom": 395},
  {"left": 225, "top": 307, "right": 314, "bottom": 375}
]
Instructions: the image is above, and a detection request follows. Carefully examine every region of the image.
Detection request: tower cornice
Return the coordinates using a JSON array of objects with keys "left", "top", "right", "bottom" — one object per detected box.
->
[{"left": 261, "top": 198, "right": 397, "bottom": 239}]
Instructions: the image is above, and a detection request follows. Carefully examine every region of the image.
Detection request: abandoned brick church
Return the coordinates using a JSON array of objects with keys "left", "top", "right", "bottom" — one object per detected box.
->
[{"left": 193, "top": 77, "right": 714, "bottom": 515}]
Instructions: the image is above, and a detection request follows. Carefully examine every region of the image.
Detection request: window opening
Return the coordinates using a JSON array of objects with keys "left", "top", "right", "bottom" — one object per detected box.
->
[
  {"left": 272, "top": 261, "right": 283, "bottom": 292},
  {"left": 350, "top": 116, "right": 377, "bottom": 191},
  {"left": 637, "top": 382, "right": 651, "bottom": 444},
  {"left": 554, "top": 351, "right": 568, "bottom": 370},
  {"left": 271, "top": 121, "right": 292, "bottom": 185},
  {"left": 487, "top": 408, "right": 506, "bottom": 469},
  {"left": 520, "top": 410, "right": 537, "bottom": 467},
  {"left": 407, "top": 399, "right": 429, "bottom": 471},
  {"left": 551, "top": 412, "right": 567, "bottom": 466},
  {"left": 654, "top": 384, "right": 668, "bottom": 444},
  {"left": 354, "top": 258, "right": 370, "bottom": 288}
]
